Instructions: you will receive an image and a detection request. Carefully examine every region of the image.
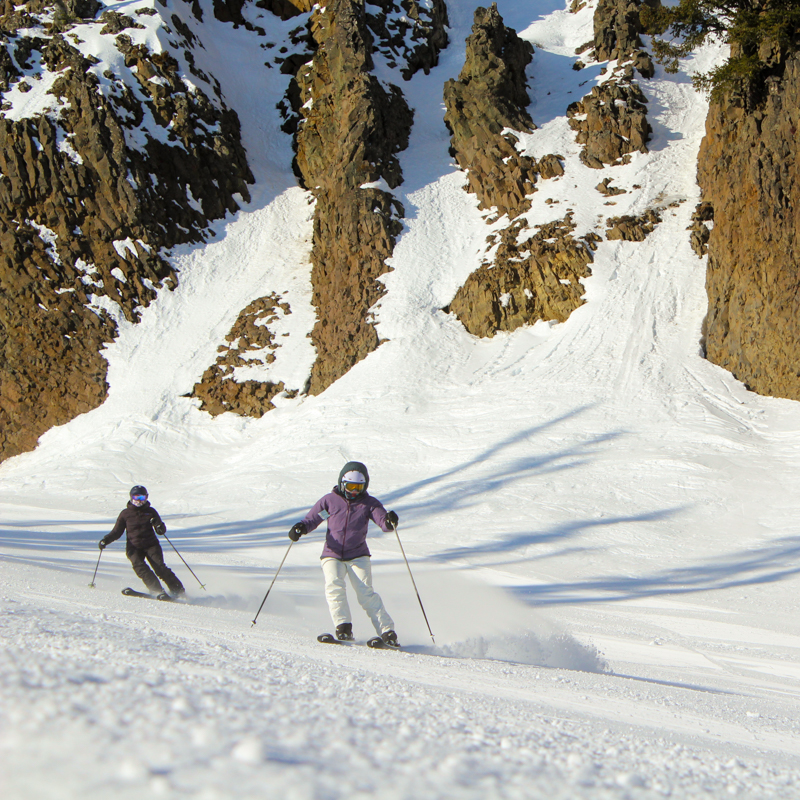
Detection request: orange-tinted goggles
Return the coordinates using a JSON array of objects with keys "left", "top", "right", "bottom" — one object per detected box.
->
[{"left": 344, "top": 482, "right": 365, "bottom": 493}]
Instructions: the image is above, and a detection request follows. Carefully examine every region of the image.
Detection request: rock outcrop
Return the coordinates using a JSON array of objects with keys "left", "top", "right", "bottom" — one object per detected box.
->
[
  {"left": 443, "top": 3, "right": 538, "bottom": 219},
  {"left": 567, "top": 74, "right": 651, "bottom": 168},
  {"left": 195, "top": 0, "right": 448, "bottom": 415},
  {"left": 365, "top": 0, "right": 449, "bottom": 80},
  {"left": 442, "top": 4, "right": 596, "bottom": 338},
  {"left": 592, "top": 0, "right": 656, "bottom": 76},
  {"left": 566, "top": 0, "right": 655, "bottom": 170},
  {"left": 192, "top": 295, "right": 296, "bottom": 416},
  {"left": 687, "top": 202, "right": 713, "bottom": 258},
  {"left": 292, "top": 0, "right": 414, "bottom": 395},
  {"left": 698, "top": 53, "right": 800, "bottom": 401},
  {"left": 446, "top": 216, "right": 600, "bottom": 338},
  {"left": 605, "top": 208, "right": 661, "bottom": 241},
  {"left": 0, "top": 2, "right": 252, "bottom": 463}
]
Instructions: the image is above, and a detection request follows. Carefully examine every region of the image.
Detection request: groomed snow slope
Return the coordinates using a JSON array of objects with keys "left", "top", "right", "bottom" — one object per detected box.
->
[{"left": 3, "top": 1, "right": 800, "bottom": 797}]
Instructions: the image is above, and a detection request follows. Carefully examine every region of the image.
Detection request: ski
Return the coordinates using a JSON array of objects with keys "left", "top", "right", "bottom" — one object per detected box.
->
[
  {"left": 121, "top": 587, "right": 177, "bottom": 602},
  {"left": 367, "top": 636, "right": 400, "bottom": 650},
  {"left": 317, "top": 632, "right": 351, "bottom": 645},
  {"left": 316, "top": 633, "right": 401, "bottom": 649}
]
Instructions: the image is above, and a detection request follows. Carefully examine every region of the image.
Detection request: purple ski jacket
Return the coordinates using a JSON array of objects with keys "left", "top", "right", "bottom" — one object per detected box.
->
[{"left": 302, "top": 487, "right": 392, "bottom": 561}]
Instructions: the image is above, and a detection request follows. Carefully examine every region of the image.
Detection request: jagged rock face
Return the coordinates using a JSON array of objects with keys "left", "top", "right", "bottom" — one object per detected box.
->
[
  {"left": 699, "top": 55, "right": 800, "bottom": 401},
  {"left": 214, "top": 0, "right": 313, "bottom": 24},
  {"left": 443, "top": 3, "right": 592, "bottom": 339},
  {"left": 567, "top": 77, "right": 650, "bottom": 168},
  {"left": 446, "top": 216, "right": 600, "bottom": 338},
  {"left": 443, "top": 3, "right": 538, "bottom": 219},
  {"left": 569, "top": 1, "right": 654, "bottom": 170},
  {"left": 365, "top": 0, "right": 449, "bottom": 80},
  {"left": 592, "top": 0, "right": 656, "bottom": 72},
  {"left": 687, "top": 202, "right": 713, "bottom": 258},
  {"left": 605, "top": 208, "right": 661, "bottom": 241},
  {"left": 0, "top": 2, "right": 252, "bottom": 462},
  {"left": 293, "top": 0, "right": 413, "bottom": 395},
  {"left": 193, "top": 295, "right": 296, "bottom": 416}
]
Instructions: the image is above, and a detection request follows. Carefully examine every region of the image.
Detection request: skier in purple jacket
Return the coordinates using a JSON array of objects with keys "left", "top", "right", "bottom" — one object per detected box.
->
[{"left": 289, "top": 461, "right": 400, "bottom": 645}]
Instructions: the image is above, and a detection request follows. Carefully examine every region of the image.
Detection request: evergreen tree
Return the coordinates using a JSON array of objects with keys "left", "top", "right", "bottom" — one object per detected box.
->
[{"left": 643, "top": 0, "right": 800, "bottom": 98}]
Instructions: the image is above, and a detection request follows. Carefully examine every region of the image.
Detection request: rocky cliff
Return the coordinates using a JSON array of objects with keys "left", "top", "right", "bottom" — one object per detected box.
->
[
  {"left": 568, "top": 0, "right": 654, "bottom": 169},
  {"left": 292, "top": 0, "right": 411, "bottom": 395},
  {"left": 286, "top": 0, "right": 446, "bottom": 396},
  {"left": 592, "top": 0, "right": 657, "bottom": 66},
  {"left": 443, "top": 4, "right": 599, "bottom": 338},
  {"left": 444, "top": 1, "right": 664, "bottom": 339},
  {"left": 0, "top": 0, "right": 252, "bottom": 463},
  {"left": 698, "top": 52, "right": 800, "bottom": 401},
  {"left": 443, "top": 3, "right": 537, "bottom": 220}
]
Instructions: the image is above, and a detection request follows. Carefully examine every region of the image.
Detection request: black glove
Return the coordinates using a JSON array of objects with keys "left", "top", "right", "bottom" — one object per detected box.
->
[
  {"left": 386, "top": 510, "right": 399, "bottom": 527},
  {"left": 289, "top": 522, "right": 307, "bottom": 542},
  {"left": 98, "top": 539, "right": 108, "bottom": 550},
  {"left": 153, "top": 521, "right": 166, "bottom": 536}
]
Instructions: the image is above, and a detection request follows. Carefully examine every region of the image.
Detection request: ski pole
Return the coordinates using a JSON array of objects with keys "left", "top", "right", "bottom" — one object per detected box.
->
[
  {"left": 88, "top": 547, "right": 103, "bottom": 588},
  {"left": 251, "top": 540, "right": 294, "bottom": 627},
  {"left": 390, "top": 522, "right": 435, "bottom": 645},
  {"left": 162, "top": 531, "right": 206, "bottom": 590}
]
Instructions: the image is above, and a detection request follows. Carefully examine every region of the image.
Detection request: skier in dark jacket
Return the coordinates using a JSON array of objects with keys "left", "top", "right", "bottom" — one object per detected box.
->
[
  {"left": 99, "top": 486, "right": 185, "bottom": 598},
  {"left": 289, "top": 461, "right": 400, "bottom": 646}
]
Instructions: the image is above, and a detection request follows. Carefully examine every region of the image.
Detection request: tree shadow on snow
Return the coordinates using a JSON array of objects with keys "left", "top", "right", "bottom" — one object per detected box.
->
[{"left": 510, "top": 535, "right": 800, "bottom": 606}]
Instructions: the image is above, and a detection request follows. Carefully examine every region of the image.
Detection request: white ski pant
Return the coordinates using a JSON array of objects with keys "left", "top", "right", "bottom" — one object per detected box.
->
[{"left": 321, "top": 556, "right": 394, "bottom": 634}]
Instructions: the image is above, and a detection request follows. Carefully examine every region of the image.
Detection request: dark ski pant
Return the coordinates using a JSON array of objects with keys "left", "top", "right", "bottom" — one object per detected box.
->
[{"left": 126, "top": 542, "right": 184, "bottom": 595}]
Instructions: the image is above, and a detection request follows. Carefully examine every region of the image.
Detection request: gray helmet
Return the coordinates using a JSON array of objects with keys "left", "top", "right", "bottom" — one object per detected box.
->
[{"left": 130, "top": 485, "right": 148, "bottom": 498}]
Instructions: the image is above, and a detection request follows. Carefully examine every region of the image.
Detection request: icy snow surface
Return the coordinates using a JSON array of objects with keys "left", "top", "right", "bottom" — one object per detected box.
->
[{"left": 3, "top": 1, "right": 800, "bottom": 798}]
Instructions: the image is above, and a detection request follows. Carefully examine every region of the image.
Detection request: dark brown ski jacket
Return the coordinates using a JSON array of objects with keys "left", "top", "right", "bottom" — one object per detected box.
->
[{"left": 103, "top": 501, "right": 166, "bottom": 549}]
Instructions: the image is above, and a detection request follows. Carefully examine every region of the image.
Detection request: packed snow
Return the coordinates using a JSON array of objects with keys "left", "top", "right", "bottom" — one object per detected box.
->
[{"left": 3, "top": 0, "right": 800, "bottom": 798}]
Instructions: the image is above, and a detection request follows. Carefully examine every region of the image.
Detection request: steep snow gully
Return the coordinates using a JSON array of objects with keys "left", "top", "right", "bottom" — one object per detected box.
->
[{"left": 3, "top": 1, "right": 800, "bottom": 798}]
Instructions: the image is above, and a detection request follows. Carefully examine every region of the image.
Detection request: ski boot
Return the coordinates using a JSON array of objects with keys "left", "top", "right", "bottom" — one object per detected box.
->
[{"left": 336, "top": 623, "right": 354, "bottom": 641}]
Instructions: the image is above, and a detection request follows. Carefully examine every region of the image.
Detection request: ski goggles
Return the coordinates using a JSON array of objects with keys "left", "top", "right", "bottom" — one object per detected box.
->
[
  {"left": 344, "top": 482, "right": 365, "bottom": 493},
  {"left": 131, "top": 494, "right": 147, "bottom": 502}
]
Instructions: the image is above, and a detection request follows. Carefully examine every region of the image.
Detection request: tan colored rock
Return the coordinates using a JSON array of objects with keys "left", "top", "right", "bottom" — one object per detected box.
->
[
  {"left": 605, "top": 208, "right": 661, "bottom": 241},
  {"left": 192, "top": 295, "right": 296, "bottom": 416},
  {"left": 596, "top": 177, "right": 627, "bottom": 196},
  {"left": 443, "top": 3, "right": 540, "bottom": 219},
  {"left": 293, "top": 0, "right": 413, "bottom": 395},
  {"left": 567, "top": 78, "right": 650, "bottom": 168},
  {"left": 592, "top": 0, "right": 658, "bottom": 66},
  {"left": 699, "top": 54, "right": 800, "bottom": 401},
  {"left": 0, "top": 9, "right": 253, "bottom": 462},
  {"left": 447, "top": 215, "right": 600, "bottom": 337},
  {"left": 687, "top": 202, "right": 713, "bottom": 258}
]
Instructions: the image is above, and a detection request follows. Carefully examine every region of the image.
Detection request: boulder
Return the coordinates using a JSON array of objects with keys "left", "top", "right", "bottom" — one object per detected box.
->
[
  {"left": 567, "top": 78, "right": 651, "bottom": 168},
  {"left": 447, "top": 216, "right": 600, "bottom": 337},
  {"left": 605, "top": 209, "right": 661, "bottom": 241}
]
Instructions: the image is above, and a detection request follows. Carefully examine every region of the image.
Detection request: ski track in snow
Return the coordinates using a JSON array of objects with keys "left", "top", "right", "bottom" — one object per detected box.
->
[{"left": 3, "top": 0, "right": 800, "bottom": 797}]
